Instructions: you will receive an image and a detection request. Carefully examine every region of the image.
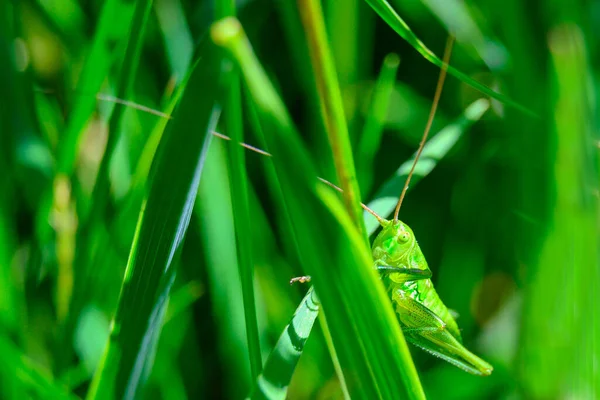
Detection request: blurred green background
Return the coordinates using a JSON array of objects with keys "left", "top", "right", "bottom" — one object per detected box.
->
[{"left": 0, "top": 0, "right": 598, "bottom": 399}]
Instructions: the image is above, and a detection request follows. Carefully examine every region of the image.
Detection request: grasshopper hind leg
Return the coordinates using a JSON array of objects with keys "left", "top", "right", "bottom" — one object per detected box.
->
[{"left": 392, "top": 289, "right": 493, "bottom": 376}]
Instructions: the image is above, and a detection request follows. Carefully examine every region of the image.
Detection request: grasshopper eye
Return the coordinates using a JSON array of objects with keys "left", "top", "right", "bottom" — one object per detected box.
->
[{"left": 398, "top": 232, "right": 410, "bottom": 243}]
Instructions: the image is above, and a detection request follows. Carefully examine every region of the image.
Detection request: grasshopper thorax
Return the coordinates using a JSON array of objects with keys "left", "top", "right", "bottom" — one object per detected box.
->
[{"left": 371, "top": 219, "right": 431, "bottom": 283}]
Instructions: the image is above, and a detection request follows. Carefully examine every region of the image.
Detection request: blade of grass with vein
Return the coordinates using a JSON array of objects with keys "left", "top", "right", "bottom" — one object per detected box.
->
[
  {"left": 109, "top": 83, "right": 185, "bottom": 249},
  {"left": 195, "top": 140, "right": 252, "bottom": 399},
  {"left": 298, "top": 0, "right": 366, "bottom": 237},
  {"left": 365, "top": 98, "right": 490, "bottom": 234},
  {"left": 250, "top": 287, "right": 320, "bottom": 400},
  {"left": 85, "top": 41, "right": 226, "bottom": 399},
  {"left": 364, "top": 0, "right": 533, "bottom": 116},
  {"left": 216, "top": 0, "right": 262, "bottom": 379},
  {"left": 357, "top": 53, "right": 400, "bottom": 193},
  {"left": 211, "top": 17, "right": 424, "bottom": 400}
]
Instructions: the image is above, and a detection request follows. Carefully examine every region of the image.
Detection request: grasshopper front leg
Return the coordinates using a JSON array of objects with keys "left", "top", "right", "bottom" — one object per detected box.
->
[
  {"left": 375, "top": 265, "right": 432, "bottom": 281},
  {"left": 290, "top": 266, "right": 430, "bottom": 285}
]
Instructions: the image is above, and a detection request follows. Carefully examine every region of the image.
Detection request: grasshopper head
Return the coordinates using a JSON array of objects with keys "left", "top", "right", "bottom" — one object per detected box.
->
[{"left": 372, "top": 219, "right": 430, "bottom": 277}]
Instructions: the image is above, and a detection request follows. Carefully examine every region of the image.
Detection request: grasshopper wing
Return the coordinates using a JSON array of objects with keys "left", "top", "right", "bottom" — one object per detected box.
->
[{"left": 392, "top": 289, "right": 493, "bottom": 376}]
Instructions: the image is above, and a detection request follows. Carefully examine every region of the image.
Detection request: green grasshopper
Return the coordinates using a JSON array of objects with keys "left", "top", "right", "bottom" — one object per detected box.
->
[
  {"left": 367, "top": 37, "right": 492, "bottom": 376},
  {"left": 316, "top": 178, "right": 493, "bottom": 376}
]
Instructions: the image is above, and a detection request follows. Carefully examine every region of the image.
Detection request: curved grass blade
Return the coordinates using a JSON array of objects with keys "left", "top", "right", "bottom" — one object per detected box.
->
[
  {"left": 85, "top": 41, "right": 226, "bottom": 400},
  {"left": 365, "top": 98, "right": 490, "bottom": 234},
  {"left": 416, "top": 0, "right": 506, "bottom": 71},
  {"left": 250, "top": 287, "right": 320, "bottom": 400},
  {"left": 211, "top": 17, "right": 425, "bottom": 400},
  {"left": 364, "top": 0, "right": 534, "bottom": 116}
]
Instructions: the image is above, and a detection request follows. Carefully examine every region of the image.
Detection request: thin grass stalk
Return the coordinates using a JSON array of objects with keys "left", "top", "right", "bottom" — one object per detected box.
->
[{"left": 297, "top": 0, "right": 367, "bottom": 239}]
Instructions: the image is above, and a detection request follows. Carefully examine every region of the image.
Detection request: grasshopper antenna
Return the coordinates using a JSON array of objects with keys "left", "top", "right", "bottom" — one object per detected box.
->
[
  {"left": 37, "top": 88, "right": 173, "bottom": 119},
  {"left": 211, "top": 131, "right": 272, "bottom": 157},
  {"left": 393, "top": 35, "right": 455, "bottom": 222},
  {"left": 317, "top": 177, "right": 384, "bottom": 224},
  {"left": 209, "top": 132, "right": 385, "bottom": 224}
]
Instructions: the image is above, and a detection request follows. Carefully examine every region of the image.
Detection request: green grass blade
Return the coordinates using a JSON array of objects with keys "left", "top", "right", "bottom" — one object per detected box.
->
[
  {"left": 84, "top": 0, "right": 153, "bottom": 225},
  {"left": 85, "top": 41, "right": 226, "bottom": 399},
  {"left": 98, "top": 84, "right": 186, "bottom": 282},
  {"left": 357, "top": 53, "right": 400, "bottom": 193},
  {"left": 273, "top": 2, "right": 338, "bottom": 179},
  {"left": 211, "top": 17, "right": 425, "bottom": 400},
  {"left": 365, "top": 98, "right": 490, "bottom": 234},
  {"left": 154, "top": 0, "right": 193, "bottom": 81},
  {"left": 250, "top": 287, "right": 320, "bottom": 400},
  {"left": 518, "top": 25, "right": 599, "bottom": 399},
  {"left": 34, "top": 0, "right": 135, "bottom": 206},
  {"left": 216, "top": 0, "right": 263, "bottom": 379},
  {"left": 55, "top": 0, "right": 135, "bottom": 176},
  {"left": 195, "top": 140, "right": 253, "bottom": 398},
  {"left": 364, "top": 0, "right": 534, "bottom": 116},
  {"left": 298, "top": 0, "right": 366, "bottom": 237},
  {"left": 33, "top": 0, "right": 137, "bottom": 326},
  {"left": 325, "top": 0, "right": 360, "bottom": 88},
  {"left": 58, "top": 0, "right": 154, "bottom": 372}
]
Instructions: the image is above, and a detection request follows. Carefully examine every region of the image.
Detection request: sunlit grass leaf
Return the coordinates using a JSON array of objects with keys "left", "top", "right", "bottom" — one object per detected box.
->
[
  {"left": 364, "top": 0, "right": 533, "bottom": 116},
  {"left": 250, "top": 287, "right": 320, "bottom": 400},
  {"left": 365, "top": 98, "right": 490, "bottom": 234},
  {"left": 85, "top": 40, "right": 227, "bottom": 400}
]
